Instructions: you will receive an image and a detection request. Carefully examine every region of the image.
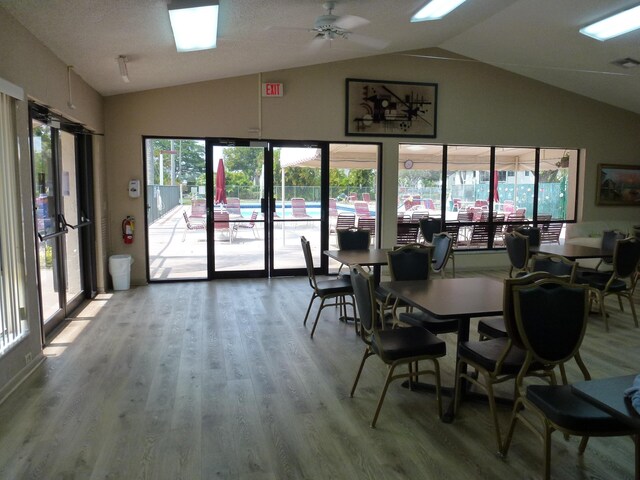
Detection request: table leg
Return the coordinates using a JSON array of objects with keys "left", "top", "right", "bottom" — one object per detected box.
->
[{"left": 442, "top": 316, "right": 471, "bottom": 423}]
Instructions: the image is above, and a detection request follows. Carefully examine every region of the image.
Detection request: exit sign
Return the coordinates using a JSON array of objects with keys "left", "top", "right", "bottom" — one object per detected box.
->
[{"left": 262, "top": 83, "right": 283, "bottom": 97}]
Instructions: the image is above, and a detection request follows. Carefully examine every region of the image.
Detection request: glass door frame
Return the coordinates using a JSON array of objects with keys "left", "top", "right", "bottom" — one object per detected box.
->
[{"left": 29, "top": 103, "right": 96, "bottom": 341}]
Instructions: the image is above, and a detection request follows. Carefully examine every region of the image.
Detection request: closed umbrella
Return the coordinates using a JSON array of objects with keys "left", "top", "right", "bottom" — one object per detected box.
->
[
  {"left": 215, "top": 158, "right": 227, "bottom": 205},
  {"left": 491, "top": 169, "right": 500, "bottom": 202}
]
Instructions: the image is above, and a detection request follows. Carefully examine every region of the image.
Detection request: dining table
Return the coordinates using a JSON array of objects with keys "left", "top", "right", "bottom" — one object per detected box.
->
[
  {"left": 530, "top": 243, "right": 609, "bottom": 260},
  {"left": 571, "top": 374, "right": 640, "bottom": 479},
  {"left": 379, "top": 276, "right": 504, "bottom": 422},
  {"left": 324, "top": 248, "right": 391, "bottom": 284}
]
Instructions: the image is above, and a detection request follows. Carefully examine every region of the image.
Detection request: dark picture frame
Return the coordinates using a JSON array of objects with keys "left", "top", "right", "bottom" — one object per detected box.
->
[
  {"left": 596, "top": 163, "right": 640, "bottom": 206},
  {"left": 345, "top": 78, "right": 437, "bottom": 138}
]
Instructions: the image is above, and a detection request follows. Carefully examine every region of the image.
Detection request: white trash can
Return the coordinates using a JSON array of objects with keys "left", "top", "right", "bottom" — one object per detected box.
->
[{"left": 109, "top": 254, "right": 133, "bottom": 291}]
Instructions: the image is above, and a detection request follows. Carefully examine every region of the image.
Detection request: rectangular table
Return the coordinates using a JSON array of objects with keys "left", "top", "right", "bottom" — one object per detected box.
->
[
  {"left": 380, "top": 277, "right": 504, "bottom": 421},
  {"left": 324, "top": 248, "right": 391, "bottom": 284},
  {"left": 530, "top": 243, "right": 609, "bottom": 260},
  {"left": 572, "top": 375, "right": 640, "bottom": 479}
]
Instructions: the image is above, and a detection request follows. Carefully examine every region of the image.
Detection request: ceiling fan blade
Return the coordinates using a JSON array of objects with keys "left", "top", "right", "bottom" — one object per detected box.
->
[
  {"left": 347, "top": 33, "right": 389, "bottom": 50},
  {"left": 333, "top": 14, "right": 369, "bottom": 30},
  {"left": 309, "top": 36, "right": 328, "bottom": 51}
]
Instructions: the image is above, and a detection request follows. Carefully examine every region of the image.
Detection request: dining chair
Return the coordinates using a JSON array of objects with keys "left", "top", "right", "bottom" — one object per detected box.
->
[
  {"left": 234, "top": 210, "right": 259, "bottom": 239},
  {"left": 419, "top": 217, "right": 442, "bottom": 243},
  {"left": 336, "top": 228, "right": 371, "bottom": 276},
  {"left": 586, "top": 236, "right": 640, "bottom": 331},
  {"left": 454, "top": 272, "right": 561, "bottom": 453},
  {"left": 349, "top": 265, "right": 446, "bottom": 427},
  {"left": 390, "top": 244, "right": 460, "bottom": 335},
  {"left": 430, "top": 233, "right": 454, "bottom": 278},
  {"left": 226, "top": 197, "right": 242, "bottom": 216},
  {"left": 300, "top": 236, "right": 355, "bottom": 338},
  {"left": 501, "top": 279, "right": 635, "bottom": 480},
  {"left": 477, "top": 254, "right": 575, "bottom": 341},
  {"left": 539, "top": 222, "right": 563, "bottom": 244},
  {"left": 213, "top": 211, "right": 235, "bottom": 243},
  {"left": 356, "top": 217, "right": 376, "bottom": 243},
  {"left": 505, "top": 231, "right": 530, "bottom": 278},
  {"left": 182, "top": 210, "right": 205, "bottom": 241},
  {"left": 595, "top": 229, "right": 626, "bottom": 271},
  {"left": 396, "top": 222, "right": 420, "bottom": 245}
]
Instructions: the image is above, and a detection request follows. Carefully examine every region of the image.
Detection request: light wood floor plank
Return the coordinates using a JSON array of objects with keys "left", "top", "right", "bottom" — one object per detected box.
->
[{"left": 0, "top": 269, "right": 638, "bottom": 479}]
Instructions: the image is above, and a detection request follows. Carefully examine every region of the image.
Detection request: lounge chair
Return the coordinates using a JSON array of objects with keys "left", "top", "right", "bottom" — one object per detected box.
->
[
  {"left": 235, "top": 210, "right": 259, "bottom": 239},
  {"left": 291, "top": 197, "right": 312, "bottom": 219},
  {"left": 362, "top": 192, "right": 371, "bottom": 203},
  {"left": 354, "top": 201, "right": 371, "bottom": 218},
  {"left": 182, "top": 210, "right": 205, "bottom": 241},
  {"left": 226, "top": 197, "right": 242, "bottom": 216}
]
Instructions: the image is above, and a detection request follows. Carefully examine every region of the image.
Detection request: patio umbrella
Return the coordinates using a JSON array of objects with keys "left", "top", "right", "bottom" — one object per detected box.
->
[
  {"left": 214, "top": 158, "right": 227, "bottom": 205},
  {"left": 491, "top": 169, "right": 500, "bottom": 202}
]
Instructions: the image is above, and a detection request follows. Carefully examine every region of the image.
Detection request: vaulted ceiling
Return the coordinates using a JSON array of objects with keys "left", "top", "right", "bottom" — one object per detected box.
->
[{"left": 2, "top": 0, "right": 640, "bottom": 114}]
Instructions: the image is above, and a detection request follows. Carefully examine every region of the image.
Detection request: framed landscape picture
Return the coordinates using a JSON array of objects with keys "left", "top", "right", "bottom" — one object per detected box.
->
[
  {"left": 345, "top": 78, "right": 437, "bottom": 138},
  {"left": 596, "top": 163, "right": 640, "bottom": 206}
]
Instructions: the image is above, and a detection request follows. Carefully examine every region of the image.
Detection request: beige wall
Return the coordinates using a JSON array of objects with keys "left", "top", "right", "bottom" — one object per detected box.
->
[
  {"left": 0, "top": 7, "right": 104, "bottom": 398},
  {"left": 105, "top": 48, "right": 640, "bottom": 284}
]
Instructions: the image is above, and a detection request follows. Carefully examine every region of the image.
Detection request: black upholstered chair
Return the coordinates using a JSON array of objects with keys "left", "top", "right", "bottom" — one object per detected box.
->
[
  {"left": 430, "top": 232, "right": 454, "bottom": 278},
  {"left": 501, "top": 279, "right": 636, "bottom": 480},
  {"left": 349, "top": 265, "right": 446, "bottom": 427},
  {"left": 454, "top": 272, "right": 559, "bottom": 452},
  {"left": 587, "top": 236, "right": 640, "bottom": 331},
  {"left": 336, "top": 228, "right": 371, "bottom": 276},
  {"left": 595, "top": 229, "right": 626, "bottom": 271},
  {"left": 477, "top": 256, "right": 574, "bottom": 341},
  {"left": 419, "top": 217, "right": 443, "bottom": 243},
  {"left": 300, "top": 236, "right": 355, "bottom": 338},
  {"left": 505, "top": 231, "right": 530, "bottom": 278},
  {"left": 387, "top": 244, "right": 459, "bottom": 335}
]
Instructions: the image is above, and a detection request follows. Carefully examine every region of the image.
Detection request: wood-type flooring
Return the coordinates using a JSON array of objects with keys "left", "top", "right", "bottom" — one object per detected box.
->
[{"left": 0, "top": 269, "right": 638, "bottom": 479}]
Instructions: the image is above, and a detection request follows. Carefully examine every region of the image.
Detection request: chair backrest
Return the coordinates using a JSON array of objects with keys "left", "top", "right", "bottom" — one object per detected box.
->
[
  {"left": 469, "top": 223, "right": 490, "bottom": 247},
  {"left": 505, "top": 231, "right": 529, "bottom": 270},
  {"left": 411, "top": 210, "right": 429, "bottom": 223},
  {"left": 300, "top": 236, "right": 318, "bottom": 290},
  {"left": 396, "top": 222, "right": 420, "bottom": 245},
  {"left": 419, "top": 217, "right": 443, "bottom": 243},
  {"left": 515, "top": 226, "right": 541, "bottom": 247},
  {"left": 424, "top": 198, "right": 436, "bottom": 210},
  {"left": 213, "top": 211, "right": 230, "bottom": 228},
  {"left": 513, "top": 280, "right": 589, "bottom": 365},
  {"left": 443, "top": 223, "right": 460, "bottom": 247},
  {"left": 335, "top": 213, "right": 356, "bottom": 230},
  {"left": 354, "top": 201, "right": 371, "bottom": 217},
  {"left": 329, "top": 198, "right": 338, "bottom": 216},
  {"left": 357, "top": 217, "right": 376, "bottom": 237},
  {"left": 540, "top": 222, "right": 563, "bottom": 244},
  {"left": 502, "top": 202, "right": 515, "bottom": 214},
  {"left": 387, "top": 243, "right": 431, "bottom": 281},
  {"left": 182, "top": 210, "right": 192, "bottom": 227},
  {"left": 503, "top": 271, "right": 567, "bottom": 349},
  {"left": 350, "top": 265, "right": 377, "bottom": 340},
  {"left": 475, "top": 200, "right": 488, "bottom": 208},
  {"left": 457, "top": 210, "right": 473, "bottom": 222},
  {"left": 291, "top": 198, "right": 308, "bottom": 216},
  {"left": 515, "top": 207, "right": 526, "bottom": 217},
  {"left": 362, "top": 192, "right": 371, "bottom": 203},
  {"left": 602, "top": 229, "right": 626, "bottom": 254},
  {"left": 246, "top": 210, "right": 259, "bottom": 226},
  {"left": 614, "top": 236, "right": 640, "bottom": 279},
  {"left": 226, "top": 197, "right": 241, "bottom": 215},
  {"left": 530, "top": 254, "right": 576, "bottom": 282},
  {"left": 536, "top": 213, "right": 552, "bottom": 223},
  {"left": 337, "top": 228, "right": 371, "bottom": 250},
  {"left": 431, "top": 233, "right": 453, "bottom": 273}
]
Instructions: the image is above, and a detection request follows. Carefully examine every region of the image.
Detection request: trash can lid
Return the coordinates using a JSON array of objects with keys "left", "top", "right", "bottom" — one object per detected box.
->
[{"left": 110, "top": 254, "right": 131, "bottom": 260}]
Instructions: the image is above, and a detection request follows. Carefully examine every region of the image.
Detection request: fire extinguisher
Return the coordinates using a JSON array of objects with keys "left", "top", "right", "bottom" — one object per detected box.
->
[{"left": 122, "top": 216, "right": 135, "bottom": 244}]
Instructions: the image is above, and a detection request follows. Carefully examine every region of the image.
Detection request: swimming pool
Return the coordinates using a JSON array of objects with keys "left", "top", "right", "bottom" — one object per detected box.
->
[{"left": 233, "top": 202, "right": 375, "bottom": 218}]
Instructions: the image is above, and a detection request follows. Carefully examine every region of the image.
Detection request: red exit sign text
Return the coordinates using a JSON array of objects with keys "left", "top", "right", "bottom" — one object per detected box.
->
[{"left": 262, "top": 83, "right": 283, "bottom": 97}]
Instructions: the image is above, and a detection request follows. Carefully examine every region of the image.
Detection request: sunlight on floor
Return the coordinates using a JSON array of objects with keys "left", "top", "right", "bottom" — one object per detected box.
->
[{"left": 43, "top": 294, "right": 113, "bottom": 357}]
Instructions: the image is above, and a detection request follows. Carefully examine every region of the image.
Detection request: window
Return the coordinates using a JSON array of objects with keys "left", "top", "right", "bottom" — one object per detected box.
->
[
  {"left": 398, "top": 143, "right": 579, "bottom": 249},
  {"left": 0, "top": 89, "right": 28, "bottom": 355}
]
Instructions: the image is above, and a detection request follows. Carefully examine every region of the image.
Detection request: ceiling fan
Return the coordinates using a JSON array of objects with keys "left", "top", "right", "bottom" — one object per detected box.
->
[{"left": 274, "top": 1, "right": 389, "bottom": 50}]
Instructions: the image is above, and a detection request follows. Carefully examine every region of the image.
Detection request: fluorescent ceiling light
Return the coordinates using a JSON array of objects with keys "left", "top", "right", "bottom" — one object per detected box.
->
[
  {"left": 411, "top": 0, "right": 467, "bottom": 22},
  {"left": 168, "top": 0, "right": 219, "bottom": 52},
  {"left": 580, "top": 4, "right": 640, "bottom": 41},
  {"left": 117, "top": 55, "right": 130, "bottom": 83}
]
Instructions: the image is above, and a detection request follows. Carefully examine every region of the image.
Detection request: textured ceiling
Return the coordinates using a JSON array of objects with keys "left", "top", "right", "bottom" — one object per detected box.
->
[{"left": 2, "top": 0, "right": 640, "bottom": 114}]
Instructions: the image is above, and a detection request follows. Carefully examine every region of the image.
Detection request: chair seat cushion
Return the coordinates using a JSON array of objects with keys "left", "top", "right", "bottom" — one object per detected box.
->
[
  {"left": 459, "top": 338, "right": 542, "bottom": 374},
  {"left": 315, "top": 278, "right": 353, "bottom": 296},
  {"left": 527, "top": 385, "right": 633, "bottom": 433},
  {"left": 587, "top": 274, "right": 627, "bottom": 292},
  {"left": 477, "top": 317, "right": 507, "bottom": 339},
  {"left": 399, "top": 311, "right": 459, "bottom": 335},
  {"left": 373, "top": 326, "right": 446, "bottom": 362}
]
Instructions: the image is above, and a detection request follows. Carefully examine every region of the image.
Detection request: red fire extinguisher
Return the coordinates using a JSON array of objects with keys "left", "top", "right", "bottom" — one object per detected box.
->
[{"left": 122, "top": 216, "right": 135, "bottom": 244}]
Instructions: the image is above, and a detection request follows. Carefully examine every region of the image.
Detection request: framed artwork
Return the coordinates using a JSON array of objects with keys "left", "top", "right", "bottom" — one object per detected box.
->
[
  {"left": 596, "top": 163, "right": 640, "bottom": 206},
  {"left": 345, "top": 78, "right": 437, "bottom": 138}
]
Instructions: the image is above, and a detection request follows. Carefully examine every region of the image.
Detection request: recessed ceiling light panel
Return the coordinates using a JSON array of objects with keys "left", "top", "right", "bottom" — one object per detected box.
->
[
  {"left": 411, "top": 0, "right": 467, "bottom": 22},
  {"left": 580, "top": 4, "right": 640, "bottom": 41},
  {"left": 168, "top": 0, "right": 219, "bottom": 52}
]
